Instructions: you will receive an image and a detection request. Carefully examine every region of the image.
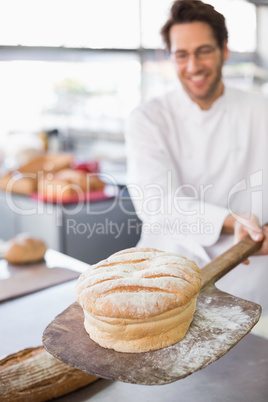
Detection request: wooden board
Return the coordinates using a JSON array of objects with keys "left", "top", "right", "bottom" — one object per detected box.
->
[
  {"left": 0, "top": 251, "right": 80, "bottom": 302},
  {"left": 42, "top": 235, "right": 263, "bottom": 385}
]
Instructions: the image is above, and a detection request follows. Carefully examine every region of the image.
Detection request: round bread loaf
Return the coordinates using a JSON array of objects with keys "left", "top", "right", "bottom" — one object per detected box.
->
[
  {"left": 76, "top": 248, "right": 201, "bottom": 353},
  {"left": 4, "top": 234, "right": 47, "bottom": 265}
]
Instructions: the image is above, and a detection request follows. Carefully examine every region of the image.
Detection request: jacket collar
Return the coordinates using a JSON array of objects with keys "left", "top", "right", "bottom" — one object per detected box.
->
[{"left": 174, "top": 82, "right": 228, "bottom": 124}]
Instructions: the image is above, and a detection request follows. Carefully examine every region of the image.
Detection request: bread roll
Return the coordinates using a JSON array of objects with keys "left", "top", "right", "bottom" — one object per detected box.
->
[
  {"left": 4, "top": 234, "right": 47, "bottom": 265},
  {"left": 54, "top": 169, "right": 88, "bottom": 191},
  {"left": 54, "top": 169, "right": 105, "bottom": 191},
  {"left": 38, "top": 169, "right": 105, "bottom": 200},
  {"left": 76, "top": 248, "right": 201, "bottom": 353},
  {"left": 38, "top": 176, "right": 78, "bottom": 200},
  {"left": 0, "top": 153, "right": 74, "bottom": 195}
]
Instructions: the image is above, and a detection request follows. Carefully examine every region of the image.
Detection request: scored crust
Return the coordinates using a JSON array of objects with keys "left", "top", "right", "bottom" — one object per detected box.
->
[{"left": 76, "top": 247, "right": 201, "bottom": 353}]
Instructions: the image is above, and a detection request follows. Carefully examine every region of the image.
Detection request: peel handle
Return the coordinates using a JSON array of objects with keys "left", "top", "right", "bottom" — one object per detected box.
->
[{"left": 201, "top": 233, "right": 264, "bottom": 289}]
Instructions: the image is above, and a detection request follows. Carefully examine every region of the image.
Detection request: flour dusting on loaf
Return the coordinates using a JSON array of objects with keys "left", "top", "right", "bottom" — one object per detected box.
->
[{"left": 76, "top": 248, "right": 201, "bottom": 353}]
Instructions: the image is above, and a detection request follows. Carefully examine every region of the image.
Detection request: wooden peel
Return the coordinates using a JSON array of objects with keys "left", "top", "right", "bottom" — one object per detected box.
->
[{"left": 42, "top": 235, "right": 263, "bottom": 385}]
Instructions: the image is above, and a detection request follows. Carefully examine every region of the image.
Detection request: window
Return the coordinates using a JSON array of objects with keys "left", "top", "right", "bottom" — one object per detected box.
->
[
  {"left": 0, "top": 0, "right": 256, "bottom": 51},
  {"left": 206, "top": 0, "right": 256, "bottom": 52},
  {"left": 0, "top": 0, "right": 258, "bottom": 156},
  {"left": 0, "top": 0, "right": 140, "bottom": 48}
]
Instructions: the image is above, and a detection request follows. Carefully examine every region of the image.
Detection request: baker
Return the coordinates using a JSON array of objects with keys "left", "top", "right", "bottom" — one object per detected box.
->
[{"left": 125, "top": 0, "right": 268, "bottom": 313}]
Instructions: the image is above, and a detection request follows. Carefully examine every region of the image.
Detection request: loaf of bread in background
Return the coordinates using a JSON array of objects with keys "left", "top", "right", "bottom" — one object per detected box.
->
[
  {"left": 4, "top": 234, "right": 47, "bottom": 265},
  {"left": 38, "top": 176, "right": 78, "bottom": 200},
  {"left": 76, "top": 247, "right": 201, "bottom": 353},
  {"left": 0, "top": 153, "right": 74, "bottom": 195},
  {"left": 54, "top": 169, "right": 105, "bottom": 192},
  {"left": 38, "top": 169, "right": 105, "bottom": 200},
  {"left": 0, "top": 346, "right": 98, "bottom": 401}
]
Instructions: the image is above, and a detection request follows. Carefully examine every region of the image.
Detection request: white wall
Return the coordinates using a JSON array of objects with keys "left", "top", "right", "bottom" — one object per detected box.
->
[{"left": 256, "top": 6, "right": 268, "bottom": 68}]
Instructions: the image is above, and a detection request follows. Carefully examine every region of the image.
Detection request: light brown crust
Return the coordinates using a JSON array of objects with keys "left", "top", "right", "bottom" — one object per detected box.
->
[
  {"left": 0, "top": 347, "right": 98, "bottom": 401},
  {"left": 4, "top": 235, "right": 47, "bottom": 265},
  {"left": 76, "top": 247, "right": 201, "bottom": 352},
  {"left": 38, "top": 169, "right": 105, "bottom": 199},
  {"left": 84, "top": 298, "right": 197, "bottom": 353}
]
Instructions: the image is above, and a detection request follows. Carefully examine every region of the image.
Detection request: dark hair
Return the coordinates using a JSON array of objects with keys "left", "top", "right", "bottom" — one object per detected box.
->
[{"left": 161, "top": 0, "right": 228, "bottom": 52}]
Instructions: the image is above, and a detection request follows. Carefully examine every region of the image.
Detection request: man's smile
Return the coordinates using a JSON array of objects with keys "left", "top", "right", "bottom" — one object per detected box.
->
[{"left": 188, "top": 74, "right": 208, "bottom": 84}]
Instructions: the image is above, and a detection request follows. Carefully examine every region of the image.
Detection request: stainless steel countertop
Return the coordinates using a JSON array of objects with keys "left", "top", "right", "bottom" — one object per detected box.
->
[
  {"left": 61, "top": 333, "right": 268, "bottom": 402},
  {"left": 1, "top": 251, "right": 268, "bottom": 402}
]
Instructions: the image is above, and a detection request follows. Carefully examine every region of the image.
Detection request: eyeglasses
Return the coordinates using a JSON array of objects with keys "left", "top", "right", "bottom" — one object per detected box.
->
[{"left": 172, "top": 45, "right": 217, "bottom": 64}]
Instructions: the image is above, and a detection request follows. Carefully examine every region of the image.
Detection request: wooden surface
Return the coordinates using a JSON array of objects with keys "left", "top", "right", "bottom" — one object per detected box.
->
[
  {"left": 0, "top": 260, "right": 79, "bottom": 302},
  {"left": 0, "top": 346, "right": 98, "bottom": 402},
  {"left": 0, "top": 249, "right": 82, "bottom": 302}
]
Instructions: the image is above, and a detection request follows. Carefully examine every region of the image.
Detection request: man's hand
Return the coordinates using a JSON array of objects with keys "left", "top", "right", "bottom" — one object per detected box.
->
[{"left": 223, "top": 214, "right": 268, "bottom": 264}]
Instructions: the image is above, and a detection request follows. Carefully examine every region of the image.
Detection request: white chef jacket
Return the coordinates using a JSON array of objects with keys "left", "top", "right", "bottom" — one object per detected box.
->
[{"left": 125, "top": 84, "right": 268, "bottom": 313}]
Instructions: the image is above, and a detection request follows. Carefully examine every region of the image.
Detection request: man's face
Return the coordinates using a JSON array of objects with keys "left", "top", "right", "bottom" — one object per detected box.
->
[{"left": 169, "top": 22, "right": 229, "bottom": 109}]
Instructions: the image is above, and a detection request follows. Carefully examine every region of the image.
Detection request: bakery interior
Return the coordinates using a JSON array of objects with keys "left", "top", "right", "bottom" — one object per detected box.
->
[{"left": 1, "top": 0, "right": 268, "bottom": 401}]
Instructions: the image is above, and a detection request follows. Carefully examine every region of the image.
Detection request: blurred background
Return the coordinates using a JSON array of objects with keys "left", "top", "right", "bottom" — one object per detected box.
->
[{"left": 0, "top": 0, "right": 267, "bottom": 183}]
